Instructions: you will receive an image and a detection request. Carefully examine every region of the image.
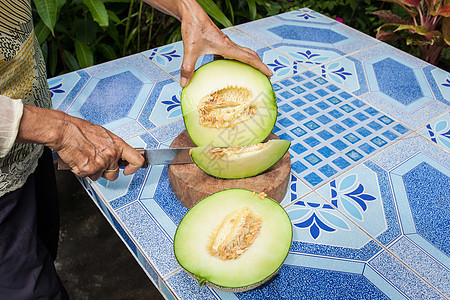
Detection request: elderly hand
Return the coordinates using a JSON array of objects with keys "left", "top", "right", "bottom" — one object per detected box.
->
[
  {"left": 178, "top": 3, "right": 273, "bottom": 87},
  {"left": 17, "top": 105, "right": 144, "bottom": 181},
  {"left": 142, "top": 0, "right": 273, "bottom": 87}
]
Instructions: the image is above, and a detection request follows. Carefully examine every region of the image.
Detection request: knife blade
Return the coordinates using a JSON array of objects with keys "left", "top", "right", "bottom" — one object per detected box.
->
[
  {"left": 136, "top": 147, "right": 194, "bottom": 167},
  {"left": 57, "top": 147, "right": 194, "bottom": 170}
]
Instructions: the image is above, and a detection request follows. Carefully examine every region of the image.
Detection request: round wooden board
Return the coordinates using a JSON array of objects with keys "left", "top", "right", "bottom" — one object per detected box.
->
[{"left": 168, "top": 130, "right": 291, "bottom": 209}]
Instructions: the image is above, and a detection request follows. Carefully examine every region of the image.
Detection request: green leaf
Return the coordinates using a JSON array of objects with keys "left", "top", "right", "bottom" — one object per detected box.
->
[
  {"left": 82, "top": 0, "right": 109, "bottom": 28},
  {"left": 106, "top": 24, "right": 121, "bottom": 47},
  {"left": 372, "top": 10, "right": 411, "bottom": 24},
  {"left": 33, "top": 0, "right": 57, "bottom": 35},
  {"left": 62, "top": 49, "right": 80, "bottom": 71},
  {"left": 74, "top": 40, "right": 94, "bottom": 68},
  {"left": 107, "top": 10, "right": 122, "bottom": 24},
  {"left": 434, "top": 2, "right": 450, "bottom": 17},
  {"left": 247, "top": 0, "right": 257, "bottom": 20},
  {"left": 74, "top": 18, "right": 98, "bottom": 44},
  {"left": 376, "top": 31, "right": 402, "bottom": 42},
  {"left": 54, "top": 23, "right": 71, "bottom": 38},
  {"left": 96, "top": 43, "right": 117, "bottom": 60},
  {"left": 49, "top": 39, "right": 58, "bottom": 76},
  {"left": 35, "top": 20, "right": 51, "bottom": 45},
  {"left": 224, "top": 0, "right": 234, "bottom": 24},
  {"left": 196, "top": 0, "right": 232, "bottom": 28},
  {"left": 395, "top": 24, "right": 429, "bottom": 34},
  {"left": 40, "top": 40, "right": 48, "bottom": 63},
  {"left": 124, "top": 27, "right": 138, "bottom": 50},
  {"left": 382, "top": 0, "right": 419, "bottom": 7},
  {"left": 56, "top": 0, "right": 66, "bottom": 10},
  {"left": 376, "top": 23, "right": 403, "bottom": 33},
  {"left": 406, "top": 35, "right": 432, "bottom": 45},
  {"left": 443, "top": 17, "right": 450, "bottom": 45},
  {"left": 380, "top": 0, "right": 418, "bottom": 16}
]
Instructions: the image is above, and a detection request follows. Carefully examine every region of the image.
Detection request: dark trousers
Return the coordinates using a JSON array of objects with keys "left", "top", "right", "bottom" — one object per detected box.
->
[{"left": 0, "top": 147, "right": 68, "bottom": 299}]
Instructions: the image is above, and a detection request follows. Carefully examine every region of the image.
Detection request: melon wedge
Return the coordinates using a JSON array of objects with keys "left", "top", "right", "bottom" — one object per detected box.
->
[{"left": 190, "top": 139, "right": 291, "bottom": 179}]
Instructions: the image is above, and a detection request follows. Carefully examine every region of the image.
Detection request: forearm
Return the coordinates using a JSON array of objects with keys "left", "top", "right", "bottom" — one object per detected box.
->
[
  {"left": 16, "top": 104, "right": 67, "bottom": 150},
  {"left": 140, "top": 0, "right": 202, "bottom": 21}
]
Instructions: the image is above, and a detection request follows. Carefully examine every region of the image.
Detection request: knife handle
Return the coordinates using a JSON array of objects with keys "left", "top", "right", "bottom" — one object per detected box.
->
[{"left": 57, "top": 148, "right": 149, "bottom": 171}]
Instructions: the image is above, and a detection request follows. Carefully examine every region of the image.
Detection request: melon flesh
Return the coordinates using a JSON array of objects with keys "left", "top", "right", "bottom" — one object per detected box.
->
[
  {"left": 181, "top": 60, "right": 277, "bottom": 147},
  {"left": 173, "top": 189, "right": 293, "bottom": 291},
  {"left": 190, "top": 139, "right": 291, "bottom": 179}
]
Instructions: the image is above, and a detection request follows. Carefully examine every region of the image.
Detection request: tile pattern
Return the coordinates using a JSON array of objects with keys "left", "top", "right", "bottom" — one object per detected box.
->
[
  {"left": 49, "top": 7, "right": 450, "bottom": 300},
  {"left": 272, "top": 70, "right": 409, "bottom": 187}
]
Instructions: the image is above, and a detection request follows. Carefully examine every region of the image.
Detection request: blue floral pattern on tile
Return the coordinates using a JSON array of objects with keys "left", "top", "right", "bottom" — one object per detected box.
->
[
  {"left": 322, "top": 63, "right": 353, "bottom": 84},
  {"left": 289, "top": 49, "right": 329, "bottom": 65},
  {"left": 426, "top": 119, "right": 450, "bottom": 150},
  {"left": 161, "top": 91, "right": 182, "bottom": 119},
  {"left": 148, "top": 45, "right": 181, "bottom": 66},
  {"left": 48, "top": 78, "right": 65, "bottom": 98},
  {"left": 267, "top": 55, "right": 299, "bottom": 77},
  {"left": 295, "top": 11, "right": 318, "bottom": 21},
  {"left": 330, "top": 175, "right": 376, "bottom": 221},
  {"left": 289, "top": 199, "right": 350, "bottom": 240}
]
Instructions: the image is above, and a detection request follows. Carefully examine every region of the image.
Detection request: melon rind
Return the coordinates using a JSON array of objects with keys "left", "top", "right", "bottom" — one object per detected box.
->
[
  {"left": 173, "top": 189, "right": 293, "bottom": 292},
  {"left": 181, "top": 60, "right": 277, "bottom": 147},
  {"left": 190, "top": 139, "right": 291, "bottom": 179}
]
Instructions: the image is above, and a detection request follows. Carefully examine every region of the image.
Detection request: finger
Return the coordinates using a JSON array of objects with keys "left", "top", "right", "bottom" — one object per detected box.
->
[
  {"left": 120, "top": 143, "right": 145, "bottom": 176},
  {"left": 102, "top": 163, "right": 120, "bottom": 181},
  {"left": 180, "top": 51, "right": 199, "bottom": 87},
  {"left": 220, "top": 45, "right": 273, "bottom": 78},
  {"left": 239, "top": 47, "right": 273, "bottom": 77}
]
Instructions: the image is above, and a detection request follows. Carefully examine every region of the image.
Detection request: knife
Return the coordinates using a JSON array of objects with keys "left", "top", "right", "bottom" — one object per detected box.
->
[{"left": 57, "top": 147, "right": 194, "bottom": 170}]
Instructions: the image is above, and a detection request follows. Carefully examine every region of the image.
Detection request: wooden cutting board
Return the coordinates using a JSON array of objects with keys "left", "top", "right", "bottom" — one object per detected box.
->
[{"left": 168, "top": 130, "right": 291, "bottom": 209}]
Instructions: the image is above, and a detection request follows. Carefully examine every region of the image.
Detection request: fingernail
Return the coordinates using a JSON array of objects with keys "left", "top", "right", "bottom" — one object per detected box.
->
[{"left": 180, "top": 77, "right": 188, "bottom": 87}]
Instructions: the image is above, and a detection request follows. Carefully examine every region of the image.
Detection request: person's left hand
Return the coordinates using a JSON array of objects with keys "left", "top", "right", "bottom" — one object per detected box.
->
[{"left": 178, "top": 5, "right": 273, "bottom": 87}]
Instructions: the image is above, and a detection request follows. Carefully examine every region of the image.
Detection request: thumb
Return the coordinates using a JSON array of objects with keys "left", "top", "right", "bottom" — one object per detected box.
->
[{"left": 180, "top": 54, "right": 197, "bottom": 87}]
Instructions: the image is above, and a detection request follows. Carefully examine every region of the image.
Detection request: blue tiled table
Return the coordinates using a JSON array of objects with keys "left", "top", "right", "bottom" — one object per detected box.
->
[{"left": 49, "top": 8, "right": 450, "bottom": 299}]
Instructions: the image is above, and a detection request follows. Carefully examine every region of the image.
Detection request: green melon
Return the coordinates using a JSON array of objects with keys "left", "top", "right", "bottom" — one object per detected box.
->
[
  {"left": 181, "top": 60, "right": 277, "bottom": 147},
  {"left": 190, "top": 139, "right": 290, "bottom": 179},
  {"left": 173, "top": 189, "right": 292, "bottom": 292}
]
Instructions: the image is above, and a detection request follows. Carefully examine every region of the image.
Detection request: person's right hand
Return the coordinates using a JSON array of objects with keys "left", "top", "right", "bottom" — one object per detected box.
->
[{"left": 17, "top": 105, "right": 144, "bottom": 181}]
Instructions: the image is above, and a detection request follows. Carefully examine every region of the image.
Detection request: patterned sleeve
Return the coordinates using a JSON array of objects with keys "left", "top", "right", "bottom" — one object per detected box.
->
[{"left": 0, "top": 95, "right": 23, "bottom": 158}]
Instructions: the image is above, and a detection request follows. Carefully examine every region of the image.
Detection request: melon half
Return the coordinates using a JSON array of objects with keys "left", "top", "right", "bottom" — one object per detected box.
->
[
  {"left": 181, "top": 60, "right": 277, "bottom": 147},
  {"left": 173, "top": 189, "right": 293, "bottom": 292}
]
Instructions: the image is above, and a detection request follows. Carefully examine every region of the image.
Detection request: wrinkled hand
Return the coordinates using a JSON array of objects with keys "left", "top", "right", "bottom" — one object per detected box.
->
[
  {"left": 17, "top": 105, "right": 144, "bottom": 181},
  {"left": 178, "top": 6, "right": 273, "bottom": 87},
  {"left": 55, "top": 114, "right": 144, "bottom": 181}
]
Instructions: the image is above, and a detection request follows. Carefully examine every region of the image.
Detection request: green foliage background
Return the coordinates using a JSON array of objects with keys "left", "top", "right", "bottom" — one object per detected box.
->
[{"left": 31, "top": 0, "right": 446, "bottom": 77}]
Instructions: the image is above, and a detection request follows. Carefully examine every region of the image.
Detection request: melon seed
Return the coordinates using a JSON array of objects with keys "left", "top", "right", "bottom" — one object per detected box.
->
[
  {"left": 209, "top": 207, "right": 262, "bottom": 260},
  {"left": 198, "top": 86, "right": 256, "bottom": 128},
  {"left": 209, "top": 143, "right": 267, "bottom": 160}
]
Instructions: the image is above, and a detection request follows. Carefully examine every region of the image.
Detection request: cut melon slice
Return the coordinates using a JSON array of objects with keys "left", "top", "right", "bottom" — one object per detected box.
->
[
  {"left": 173, "top": 189, "right": 293, "bottom": 292},
  {"left": 181, "top": 60, "right": 277, "bottom": 147},
  {"left": 190, "top": 139, "right": 291, "bottom": 179}
]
